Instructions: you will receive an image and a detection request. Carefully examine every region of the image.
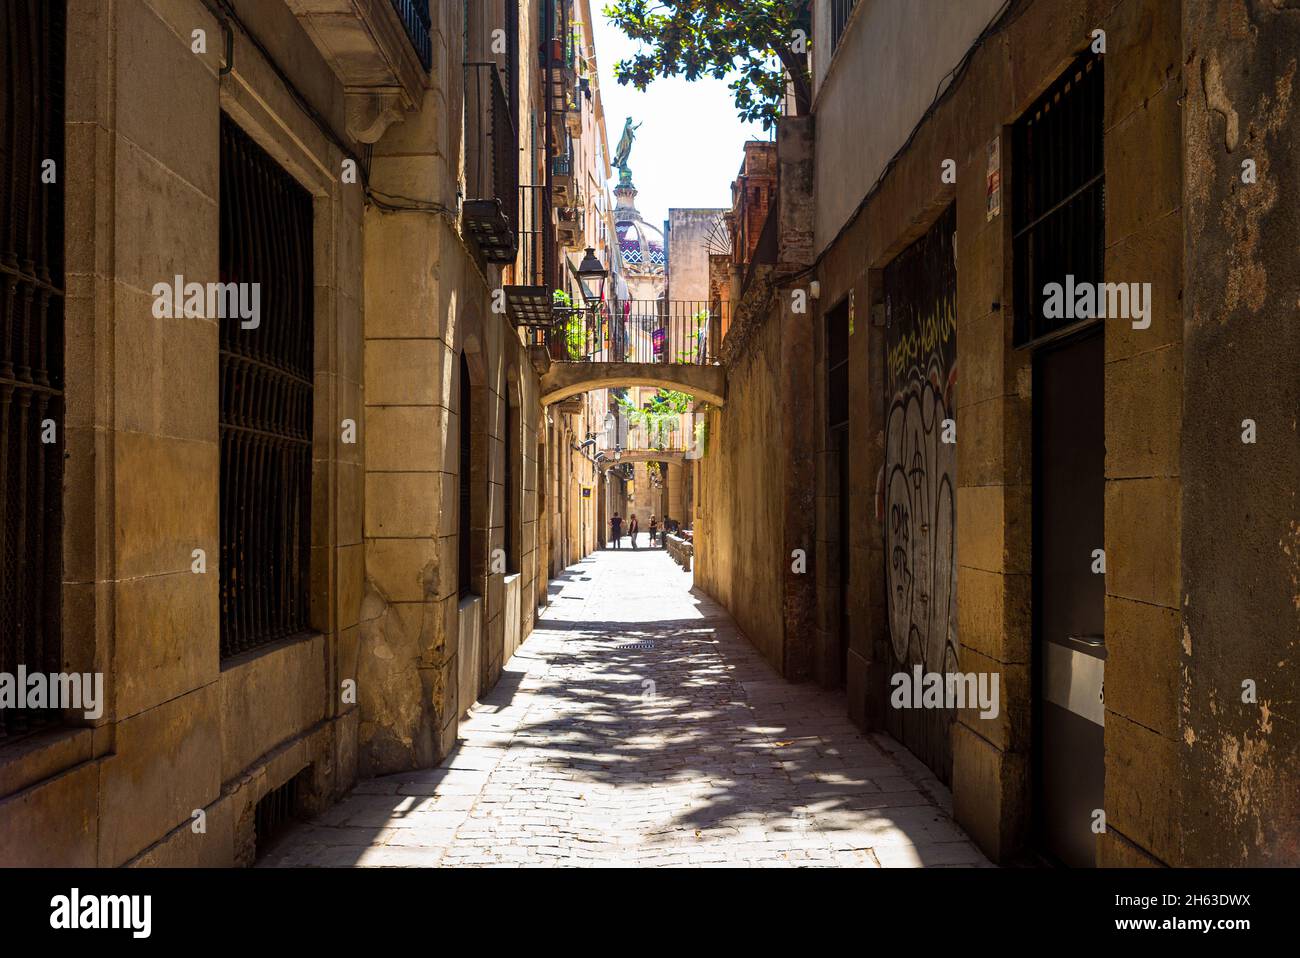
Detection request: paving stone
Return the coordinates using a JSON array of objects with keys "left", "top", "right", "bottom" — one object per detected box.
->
[{"left": 266, "top": 549, "right": 989, "bottom": 868}]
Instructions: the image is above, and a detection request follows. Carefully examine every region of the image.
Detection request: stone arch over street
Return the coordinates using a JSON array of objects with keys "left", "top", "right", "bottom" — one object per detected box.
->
[
  {"left": 598, "top": 450, "right": 688, "bottom": 468},
  {"left": 540, "top": 362, "right": 728, "bottom": 408}
]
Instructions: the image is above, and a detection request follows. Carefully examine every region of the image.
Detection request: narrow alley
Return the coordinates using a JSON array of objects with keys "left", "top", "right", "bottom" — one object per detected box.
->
[
  {"left": 4, "top": 0, "right": 1296, "bottom": 906},
  {"left": 260, "top": 549, "right": 987, "bottom": 868}
]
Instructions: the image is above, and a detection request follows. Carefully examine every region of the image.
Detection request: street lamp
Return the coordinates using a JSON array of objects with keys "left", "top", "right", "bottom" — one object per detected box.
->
[
  {"left": 577, "top": 246, "right": 607, "bottom": 285},
  {"left": 602, "top": 411, "right": 616, "bottom": 451}
]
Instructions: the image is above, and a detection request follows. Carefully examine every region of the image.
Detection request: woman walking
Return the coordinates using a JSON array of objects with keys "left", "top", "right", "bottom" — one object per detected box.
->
[
  {"left": 649, "top": 515, "right": 658, "bottom": 547},
  {"left": 627, "top": 514, "right": 640, "bottom": 550}
]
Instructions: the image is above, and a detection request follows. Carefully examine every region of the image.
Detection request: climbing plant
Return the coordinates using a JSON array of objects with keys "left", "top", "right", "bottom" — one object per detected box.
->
[
  {"left": 554, "top": 289, "right": 586, "bottom": 360},
  {"left": 616, "top": 388, "right": 694, "bottom": 449}
]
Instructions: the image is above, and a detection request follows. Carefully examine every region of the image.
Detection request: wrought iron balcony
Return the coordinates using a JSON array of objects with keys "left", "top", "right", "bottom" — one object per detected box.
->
[
  {"left": 546, "top": 300, "right": 726, "bottom": 365},
  {"left": 504, "top": 184, "right": 552, "bottom": 326},
  {"left": 389, "top": 0, "right": 432, "bottom": 70},
  {"left": 288, "top": 1, "right": 428, "bottom": 142},
  {"left": 556, "top": 205, "right": 584, "bottom": 248},
  {"left": 543, "top": 0, "right": 577, "bottom": 128},
  {"left": 463, "top": 62, "right": 519, "bottom": 264},
  {"left": 551, "top": 138, "right": 574, "bottom": 201}
]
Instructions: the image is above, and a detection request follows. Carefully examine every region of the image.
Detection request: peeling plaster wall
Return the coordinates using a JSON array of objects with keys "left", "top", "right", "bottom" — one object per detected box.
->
[{"left": 1180, "top": 0, "right": 1300, "bottom": 865}]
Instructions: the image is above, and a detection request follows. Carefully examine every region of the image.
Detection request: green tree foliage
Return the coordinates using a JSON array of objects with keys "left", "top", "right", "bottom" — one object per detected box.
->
[
  {"left": 616, "top": 388, "right": 694, "bottom": 449},
  {"left": 603, "top": 1, "right": 812, "bottom": 129}
]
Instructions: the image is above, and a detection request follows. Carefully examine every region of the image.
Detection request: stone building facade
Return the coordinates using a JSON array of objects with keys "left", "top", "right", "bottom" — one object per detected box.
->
[
  {"left": 696, "top": 0, "right": 1299, "bottom": 867},
  {"left": 544, "top": 0, "right": 617, "bottom": 574},
  {"left": 694, "top": 117, "right": 816, "bottom": 679},
  {"left": 0, "top": 0, "right": 604, "bottom": 866}
]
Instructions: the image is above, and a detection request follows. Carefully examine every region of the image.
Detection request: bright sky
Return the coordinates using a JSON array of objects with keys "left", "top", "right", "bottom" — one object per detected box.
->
[{"left": 590, "top": 8, "right": 769, "bottom": 228}]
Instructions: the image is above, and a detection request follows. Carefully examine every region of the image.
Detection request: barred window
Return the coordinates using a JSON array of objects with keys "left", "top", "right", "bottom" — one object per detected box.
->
[
  {"left": 831, "top": 0, "right": 857, "bottom": 52},
  {"left": 504, "top": 396, "right": 517, "bottom": 574},
  {"left": 1012, "top": 53, "right": 1105, "bottom": 347},
  {"left": 218, "top": 116, "right": 314, "bottom": 659},
  {"left": 1, "top": 0, "right": 65, "bottom": 740},
  {"left": 458, "top": 353, "right": 475, "bottom": 597}
]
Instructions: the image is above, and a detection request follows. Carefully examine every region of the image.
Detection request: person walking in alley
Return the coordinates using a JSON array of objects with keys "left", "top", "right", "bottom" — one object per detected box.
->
[
  {"left": 628, "top": 514, "right": 640, "bottom": 549},
  {"left": 649, "top": 515, "right": 658, "bottom": 547},
  {"left": 610, "top": 512, "right": 623, "bottom": 549}
]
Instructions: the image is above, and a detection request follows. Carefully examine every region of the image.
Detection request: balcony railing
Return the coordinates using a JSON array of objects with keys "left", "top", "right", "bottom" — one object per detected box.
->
[
  {"left": 390, "top": 0, "right": 432, "bottom": 70},
  {"left": 547, "top": 300, "right": 724, "bottom": 365},
  {"left": 556, "top": 205, "right": 584, "bottom": 248},
  {"left": 504, "top": 184, "right": 552, "bottom": 326},
  {"left": 552, "top": 142, "right": 573, "bottom": 179},
  {"left": 543, "top": 0, "right": 577, "bottom": 142},
  {"left": 551, "top": 136, "right": 574, "bottom": 206},
  {"left": 463, "top": 62, "right": 519, "bottom": 263}
]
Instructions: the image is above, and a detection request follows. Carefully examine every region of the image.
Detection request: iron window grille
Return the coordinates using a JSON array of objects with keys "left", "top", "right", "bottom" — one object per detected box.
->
[
  {"left": 458, "top": 353, "right": 475, "bottom": 597},
  {"left": 254, "top": 771, "right": 303, "bottom": 860},
  {"left": 504, "top": 399, "right": 517, "bottom": 574},
  {"left": 831, "top": 0, "right": 858, "bottom": 52},
  {"left": 1, "top": 0, "right": 66, "bottom": 741},
  {"left": 1012, "top": 52, "right": 1105, "bottom": 348},
  {"left": 218, "top": 116, "right": 314, "bottom": 660}
]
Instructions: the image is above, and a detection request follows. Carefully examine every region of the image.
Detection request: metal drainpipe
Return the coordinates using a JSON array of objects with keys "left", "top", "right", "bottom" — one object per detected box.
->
[
  {"left": 462, "top": 0, "right": 470, "bottom": 62},
  {"left": 543, "top": 0, "right": 555, "bottom": 292}
]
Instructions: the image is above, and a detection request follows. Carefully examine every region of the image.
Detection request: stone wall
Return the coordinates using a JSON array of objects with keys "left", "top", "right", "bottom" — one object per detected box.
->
[
  {"left": 667, "top": 208, "right": 726, "bottom": 303},
  {"left": 695, "top": 304, "right": 787, "bottom": 669},
  {"left": 810, "top": 0, "right": 1195, "bottom": 864},
  {"left": 802, "top": 0, "right": 1299, "bottom": 867},
  {"left": 695, "top": 117, "right": 815, "bottom": 680},
  {"left": 0, "top": 0, "right": 568, "bottom": 867},
  {"left": 359, "top": 0, "right": 545, "bottom": 777},
  {"left": 0, "top": 0, "right": 370, "bottom": 867},
  {"left": 1178, "top": 0, "right": 1300, "bottom": 866}
]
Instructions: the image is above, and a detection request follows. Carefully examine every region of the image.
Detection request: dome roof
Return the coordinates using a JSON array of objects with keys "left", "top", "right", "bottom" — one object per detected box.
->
[{"left": 616, "top": 217, "right": 665, "bottom": 273}]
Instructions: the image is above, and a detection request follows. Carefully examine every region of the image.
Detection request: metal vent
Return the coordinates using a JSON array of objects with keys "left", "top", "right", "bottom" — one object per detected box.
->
[{"left": 254, "top": 773, "right": 302, "bottom": 860}]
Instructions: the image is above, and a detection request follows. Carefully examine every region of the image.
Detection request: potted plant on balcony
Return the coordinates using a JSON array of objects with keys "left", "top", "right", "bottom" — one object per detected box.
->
[
  {"left": 540, "top": 36, "right": 565, "bottom": 65},
  {"left": 552, "top": 290, "right": 587, "bottom": 362}
]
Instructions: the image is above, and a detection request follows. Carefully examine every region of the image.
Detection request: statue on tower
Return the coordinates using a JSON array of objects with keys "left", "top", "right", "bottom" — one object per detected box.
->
[{"left": 613, "top": 116, "right": 642, "bottom": 187}]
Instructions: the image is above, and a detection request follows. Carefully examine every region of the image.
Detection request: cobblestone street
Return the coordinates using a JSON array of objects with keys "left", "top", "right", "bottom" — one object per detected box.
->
[{"left": 262, "top": 547, "right": 987, "bottom": 867}]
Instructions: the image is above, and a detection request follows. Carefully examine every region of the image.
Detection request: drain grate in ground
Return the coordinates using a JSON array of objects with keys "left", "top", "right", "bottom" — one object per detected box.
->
[{"left": 616, "top": 641, "right": 656, "bottom": 650}]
